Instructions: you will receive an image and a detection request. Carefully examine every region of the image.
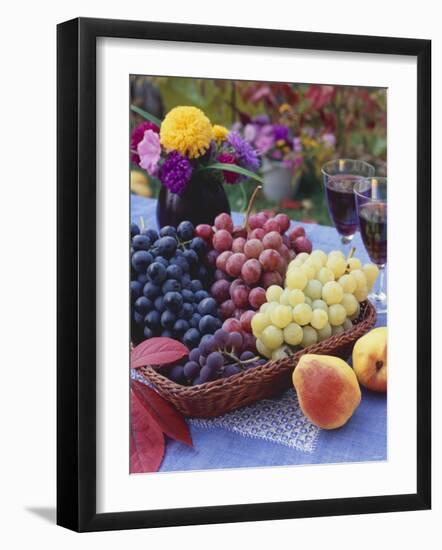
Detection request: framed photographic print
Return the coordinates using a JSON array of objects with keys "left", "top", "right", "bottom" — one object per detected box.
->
[{"left": 57, "top": 17, "right": 431, "bottom": 532}]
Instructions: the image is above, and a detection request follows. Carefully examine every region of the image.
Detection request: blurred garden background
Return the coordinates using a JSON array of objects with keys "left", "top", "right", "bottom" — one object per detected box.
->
[{"left": 130, "top": 76, "right": 386, "bottom": 226}]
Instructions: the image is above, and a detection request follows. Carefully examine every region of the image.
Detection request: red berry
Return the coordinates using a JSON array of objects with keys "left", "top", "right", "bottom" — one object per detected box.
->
[
  {"left": 214, "top": 213, "right": 234, "bottom": 233},
  {"left": 231, "top": 285, "right": 250, "bottom": 308},
  {"left": 263, "top": 218, "right": 281, "bottom": 233},
  {"left": 242, "top": 331, "right": 257, "bottom": 353},
  {"left": 288, "top": 226, "right": 305, "bottom": 244},
  {"left": 293, "top": 236, "right": 312, "bottom": 254},
  {"left": 232, "top": 237, "right": 246, "bottom": 253},
  {"left": 211, "top": 279, "right": 231, "bottom": 304},
  {"left": 205, "top": 249, "right": 219, "bottom": 268},
  {"left": 240, "top": 310, "right": 255, "bottom": 333},
  {"left": 248, "top": 287, "right": 266, "bottom": 309},
  {"left": 244, "top": 238, "right": 264, "bottom": 259},
  {"left": 241, "top": 259, "right": 262, "bottom": 285},
  {"left": 260, "top": 271, "right": 283, "bottom": 288},
  {"left": 219, "top": 299, "right": 235, "bottom": 320},
  {"left": 216, "top": 250, "right": 233, "bottom": 271},
  {"left": 275, "top": 213, "right": 290, "bottom": 233},
  {"left": 277, "top": 244, "right": 291, "bottom": 263},
  {"left": 232, "top": 225, "right": 247, "bottom": 239},
  {"left": 222, "top": 318, "right": 242, "bottom": 333},
  {"left": 195, "top": 224, "right": 214, "bottom": 242},
  {"left": 262, "top": 231, "right": 283, "bottom": 250},
  {"left": 213, "top": 229, "right": 233, "bottom": 252},
  {"left": 259, "top": 249, "right": 281, "bottom": 271},
  {"left": 226, "top": 253, "right": 247, "bottom": 277},
  {"left": 276, "top": 255, "right": 287, "bottom": 275},
  {"left": 229, "top": 278, "right": 245, "bottom": 296},
  {"left": 248, "top": 214, "right": 264, "bottom": 230},
  {"left": 249, "top": 228, "right": 266, "bottom": 240}
]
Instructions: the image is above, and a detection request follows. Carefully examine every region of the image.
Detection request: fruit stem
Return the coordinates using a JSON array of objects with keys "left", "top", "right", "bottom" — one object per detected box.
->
[
  {"left": 243, "top": 185, "right": 263, "bottom": 230},
  {"left": 222, "top": 349, "right": 239, "bottom": 363},
  {"left": 221, "top": 348, "right": 260, "bottom": 370},
  {"left": 347, "top": 246, "right": 356, "bottom": 260}
]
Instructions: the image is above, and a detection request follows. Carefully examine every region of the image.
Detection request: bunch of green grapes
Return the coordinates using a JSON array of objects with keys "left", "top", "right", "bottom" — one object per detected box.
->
[{"left": 251, "top": 249, "right": 379, "bottom": 360}]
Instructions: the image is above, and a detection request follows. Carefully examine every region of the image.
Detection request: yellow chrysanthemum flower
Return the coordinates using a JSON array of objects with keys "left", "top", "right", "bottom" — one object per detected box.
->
[
  {"left": 279, "top": 103, "right": 291, "bottom": 113},
  {"left": 160, "top": 106, "right": 213, "bottom": 159},
  {"left": 212, "top": 124, "right": 229, "bottom": 143}
]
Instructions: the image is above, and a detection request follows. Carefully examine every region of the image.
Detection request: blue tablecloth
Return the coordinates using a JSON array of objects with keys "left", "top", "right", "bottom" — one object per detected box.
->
[{"left": 131, "top": 194, "right": 387, "bottom": 470}]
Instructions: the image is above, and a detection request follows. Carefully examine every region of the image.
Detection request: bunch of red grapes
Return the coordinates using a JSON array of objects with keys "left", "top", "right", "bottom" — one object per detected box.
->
[{"left": 195, "top": 210, "right": 313, "bottom": 345}]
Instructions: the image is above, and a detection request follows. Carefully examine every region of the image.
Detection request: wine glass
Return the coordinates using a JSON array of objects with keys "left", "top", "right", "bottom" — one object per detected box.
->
[
  {"left": 354, "top": 177, "right": 387, "bottom": 313},
  {"left": 321, "top": 159, "right": 375, "bottom": 249}
]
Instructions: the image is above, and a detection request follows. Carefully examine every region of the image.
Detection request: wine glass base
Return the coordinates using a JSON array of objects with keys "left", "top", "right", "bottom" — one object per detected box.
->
[
  {"left": 340, "top": 235, "right": 354, "bottom": 245},
  {"left": 369, "top": 291, "right": 387, "bottom": 314}
]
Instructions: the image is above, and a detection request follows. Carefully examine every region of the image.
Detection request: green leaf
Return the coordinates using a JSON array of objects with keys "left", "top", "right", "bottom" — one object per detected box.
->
[
  {"left": 201, "top": 162, "right": 264, "bottom": 184},
  {"left": 372, "top": 137, "right": 387, "bottom": 157},
  {"left": 130, "top": 105, "right": 162, "bottom": 127}
]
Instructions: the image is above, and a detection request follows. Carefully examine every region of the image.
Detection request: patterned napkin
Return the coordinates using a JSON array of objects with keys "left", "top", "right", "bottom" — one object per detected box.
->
[{"left": 189, "top": 390, "right": 319, "bottom": 453}]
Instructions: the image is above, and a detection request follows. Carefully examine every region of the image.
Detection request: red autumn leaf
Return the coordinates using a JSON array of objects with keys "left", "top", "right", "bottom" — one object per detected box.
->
[
  {"left": 130, "top": 389, "right": 165, "bottom": 473},
  {"left": 131, "top": 380, "right": 192, "bottom": 447},
  {"left": 131, "top": 337, "right": 189, "bottom": 369}
]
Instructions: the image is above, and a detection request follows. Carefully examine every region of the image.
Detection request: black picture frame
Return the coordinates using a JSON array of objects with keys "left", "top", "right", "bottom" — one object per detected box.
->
[{"left": 57, "top": 17, "right": 431, "bottom": 532}]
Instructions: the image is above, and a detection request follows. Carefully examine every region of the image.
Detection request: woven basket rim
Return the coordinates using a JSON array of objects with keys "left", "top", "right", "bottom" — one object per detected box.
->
[{"left": 138, "top": 300, "right": 377, "bottom": 398}]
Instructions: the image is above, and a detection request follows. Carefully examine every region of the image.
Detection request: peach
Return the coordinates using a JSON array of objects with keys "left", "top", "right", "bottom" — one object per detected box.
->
[
  {"left": 352, "top": 327, "right": 387, "bottom": 393},
  {"left": 292, "top": 354, "right": 361, "bottom": 429}
]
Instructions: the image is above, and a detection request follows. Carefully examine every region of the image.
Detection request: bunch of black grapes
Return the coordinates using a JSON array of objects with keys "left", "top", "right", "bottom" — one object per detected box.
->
[
  {"left": 165, "top": 329, "right": 266, "bottom": 385},
  {"left": 130, "top": 220, "right": 222, "bottom": 348}
]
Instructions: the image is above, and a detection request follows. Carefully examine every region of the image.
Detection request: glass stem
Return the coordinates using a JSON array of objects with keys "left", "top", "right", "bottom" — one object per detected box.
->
[{"left": 375, "top": 265, "right": 386, "bottom": 301}]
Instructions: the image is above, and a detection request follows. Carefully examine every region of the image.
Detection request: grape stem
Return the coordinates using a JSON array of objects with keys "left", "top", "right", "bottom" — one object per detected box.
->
[
  {"left": 221, "top": 348, "right": 260, "bottom": 370},
  {"left": 347, "top": 246, "right": 356, "bottom": 261},
  {"left": 242, "top": 185, "right": 263, "bottom": 231},
  {"left": 346, "top": 246, "right": 356, "bottom": 272}
]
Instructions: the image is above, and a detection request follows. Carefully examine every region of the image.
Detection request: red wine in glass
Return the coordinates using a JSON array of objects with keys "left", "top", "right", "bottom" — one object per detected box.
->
[
  {"left": 322, "top": 159, "right": 375, "bottom": 246},
  {"left": 358, "top": 202, "right": 387, "bottom": 266},
  {"left": 325, "top": 175, "right": 362, "bottom": 240},
  {"left": 354, "top": 176, "right": 388, "bottom": 314}
]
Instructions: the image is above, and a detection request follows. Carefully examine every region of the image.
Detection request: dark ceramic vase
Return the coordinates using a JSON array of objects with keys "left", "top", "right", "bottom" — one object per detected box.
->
[{"left": 156, "top": 174, "right": 231, "bottom": 228}]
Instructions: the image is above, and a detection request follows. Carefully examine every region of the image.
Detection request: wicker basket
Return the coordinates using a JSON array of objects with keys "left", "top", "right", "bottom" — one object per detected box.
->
[{"left": 139, "top": 300, "right": 377, "bottom": 418}]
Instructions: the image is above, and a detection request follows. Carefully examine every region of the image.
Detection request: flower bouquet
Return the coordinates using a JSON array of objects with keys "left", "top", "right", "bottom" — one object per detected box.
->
[
  {"left": 231, "top": 115, "right": 303, "bottom": 202},
  {"left": 130, "top": 105, "right": 263, "bottom": 227}
]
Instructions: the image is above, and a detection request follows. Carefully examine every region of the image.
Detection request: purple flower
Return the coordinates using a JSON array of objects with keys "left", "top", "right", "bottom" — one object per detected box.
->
[
  {"left": 227, "top": 132, "right": 260, "bottom": 172},
  {"left": 322, "top": 133, "right": 336, "bottom": 148},
  {"left": 273, "top": 124, "right": 289, "bottom": 142},
  {"left": 131, "top": 121, "right": 159, "bottom": 164},
  {"left": 252, "top": 114, "right": 270, "bottom": 126},
  {"left": 159, "top": 151, "right": 193, "bottom": 195},
  {"left": 137, "top": 130, "right": 161, "bottom": 176},
  {"left": 255, "top": 132, "right": 274, "bottom": 154}
]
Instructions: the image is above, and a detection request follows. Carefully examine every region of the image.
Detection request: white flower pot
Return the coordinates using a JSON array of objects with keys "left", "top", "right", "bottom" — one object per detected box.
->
[{"left": 261, "top": 159, "right": 301, "bottom": 203}]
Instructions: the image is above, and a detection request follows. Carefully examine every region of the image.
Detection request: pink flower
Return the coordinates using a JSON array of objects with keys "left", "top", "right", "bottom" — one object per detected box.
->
[
  {"left": 131, "top": 121, "right": 159, "bottom": 164},
  {"left": 137, "top": 130, "right": 161, "bottom": 176},
  {"left": 255, "top": 125, "right": 275, "bottom": 154},
  {"left": 293, "top": 137, "right": 302, "bottom": 153},
  {"left": 322, "top": 133, "right": 336, "bottom": 148},
  {"left": 217, "top": 152, "right": 240, "bottom": 184},
  {"left": 244, "top": 123, "right": 257, "bottom": 142}
]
